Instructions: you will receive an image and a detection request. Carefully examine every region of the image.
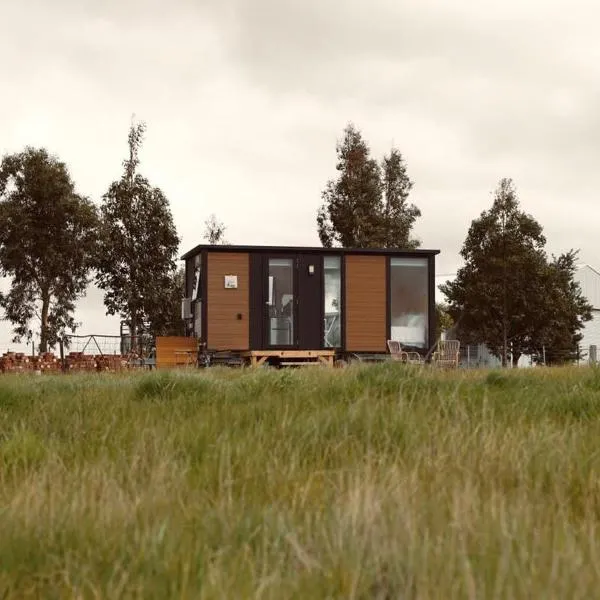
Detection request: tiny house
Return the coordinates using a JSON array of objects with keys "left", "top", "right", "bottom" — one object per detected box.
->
[{"left": 181, "top": 245, "right": 439, "bottom": 364}]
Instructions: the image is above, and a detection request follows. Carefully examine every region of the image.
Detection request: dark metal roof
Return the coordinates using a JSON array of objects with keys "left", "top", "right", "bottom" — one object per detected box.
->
[{"left": 181, "top": 243, "right": 440, "bottom": 260}]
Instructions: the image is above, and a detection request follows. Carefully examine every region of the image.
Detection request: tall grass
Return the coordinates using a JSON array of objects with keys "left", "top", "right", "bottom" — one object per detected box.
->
[{"left": 1, "top": 364, "right": 600, "bottom": 598}]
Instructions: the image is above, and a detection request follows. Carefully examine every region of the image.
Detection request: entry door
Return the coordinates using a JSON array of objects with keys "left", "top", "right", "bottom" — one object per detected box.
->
[
  {"left": 265, "top": 257, "right": 297, "bottom": 348},
  {"left": 263, "top": 255, "right": 323, "bottom": 349}
]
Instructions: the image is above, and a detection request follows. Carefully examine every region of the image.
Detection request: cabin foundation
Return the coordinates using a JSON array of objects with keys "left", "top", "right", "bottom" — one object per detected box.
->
[{"left": 240, "top": 349, "right": 336, "bottom": 367}]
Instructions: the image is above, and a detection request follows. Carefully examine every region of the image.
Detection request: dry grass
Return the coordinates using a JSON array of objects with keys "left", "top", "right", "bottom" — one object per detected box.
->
[{"left": 1, "top": 364, "right": 600, "bottom": 598}]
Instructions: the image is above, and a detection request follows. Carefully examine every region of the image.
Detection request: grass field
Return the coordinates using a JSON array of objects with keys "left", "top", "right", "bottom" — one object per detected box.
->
[{"left": 1, "top": 364, "right": 600, "bottom": 598}]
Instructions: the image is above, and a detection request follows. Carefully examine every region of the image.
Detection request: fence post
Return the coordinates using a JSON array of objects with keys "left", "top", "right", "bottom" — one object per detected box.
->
[{"left": 59, "top": 337, "right": 66, "bottom": 372}]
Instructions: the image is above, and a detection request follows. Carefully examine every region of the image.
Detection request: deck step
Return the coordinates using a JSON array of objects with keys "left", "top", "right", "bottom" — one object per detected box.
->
[{"left": 279, "top": 361, "right": 321, "bottom": 366}]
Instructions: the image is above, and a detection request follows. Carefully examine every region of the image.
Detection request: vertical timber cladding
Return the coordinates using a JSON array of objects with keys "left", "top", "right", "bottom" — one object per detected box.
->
[
  {"left": 207, "top": 252, "right": 250, "bottom": 350},
  {"left": 345, "top": 255, "right": 387, "bottom": 352}
]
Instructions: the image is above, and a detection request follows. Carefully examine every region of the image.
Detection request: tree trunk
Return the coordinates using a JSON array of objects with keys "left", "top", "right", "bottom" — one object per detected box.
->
[
  {"left": 40, "top": 290, "right": 50, "bottom": 354},
  {"left": 501, "top": 207, "right": 508, "bottom": 368},
  {"left": 130, "top": 313, "right": 138, "bottom": 356},
  {"left": 512, "top": 352, "right": 521, "bottom": 368}
]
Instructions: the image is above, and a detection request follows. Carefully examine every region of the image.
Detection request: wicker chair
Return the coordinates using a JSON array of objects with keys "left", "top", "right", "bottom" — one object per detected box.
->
[
  {"left": 387, "top": 340, "right": 424, "bottom": 365},
  {"left": 432, "top": 340, "right": 460, "bottom": 368}
]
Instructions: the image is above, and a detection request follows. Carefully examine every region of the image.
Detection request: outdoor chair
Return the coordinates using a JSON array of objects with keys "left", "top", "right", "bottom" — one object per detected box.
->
[
  {"left": 432, "top": 340, "right": 460, "bottom": 368},
  {"left": 387, "top": 340, "right": 423, "bottom": 365}
]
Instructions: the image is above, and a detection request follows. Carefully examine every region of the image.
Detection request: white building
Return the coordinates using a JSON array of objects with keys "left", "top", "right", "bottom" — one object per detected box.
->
[{"left": 575, "top": 264, "right": 600, "bottom": 361}]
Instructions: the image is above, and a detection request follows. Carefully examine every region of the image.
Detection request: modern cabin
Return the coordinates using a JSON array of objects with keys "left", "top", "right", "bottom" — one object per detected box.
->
[{"left": 180, "top": 245, "right": 440, "bottom": 364}]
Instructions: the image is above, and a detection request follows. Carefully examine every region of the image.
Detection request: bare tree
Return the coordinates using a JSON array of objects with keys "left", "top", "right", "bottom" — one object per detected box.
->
[{"left": 204, "top": 214, "right": 228, "bottom": 244}]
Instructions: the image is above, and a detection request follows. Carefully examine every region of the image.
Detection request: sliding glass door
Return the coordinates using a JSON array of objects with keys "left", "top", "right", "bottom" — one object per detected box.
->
[{"left": 260, "top": 253, "right": 343, "bottom": 350}]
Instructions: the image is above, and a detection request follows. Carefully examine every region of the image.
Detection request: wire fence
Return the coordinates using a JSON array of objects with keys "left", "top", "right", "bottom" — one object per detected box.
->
[
  {"left": 457, "top": 342, "right": 598, "bottom": 368},
  {"left": 0, "top": 333, "right": 157, "bottom": 374},
  {"left": 0, "top": 336, "right": 122, "bottom": 358},
  {"left": 0, "top": 334, "right": 155, "bottom": 357},
  {"left": 64, "top": 334, "right": 123, "bottom": 356}
]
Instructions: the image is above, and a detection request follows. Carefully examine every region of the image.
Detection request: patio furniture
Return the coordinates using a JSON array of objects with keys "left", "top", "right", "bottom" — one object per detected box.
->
[
  {"left": 432, "top": 340, "right": 460, "bottom": 368},
  {"left": 387, "top": 340, "right": 424, "bottom": 365}
]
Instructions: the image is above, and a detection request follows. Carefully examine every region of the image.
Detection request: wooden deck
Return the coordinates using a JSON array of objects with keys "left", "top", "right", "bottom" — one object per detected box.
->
[{"left": 240, "top": 349, "right": 336, "bottom": 367}]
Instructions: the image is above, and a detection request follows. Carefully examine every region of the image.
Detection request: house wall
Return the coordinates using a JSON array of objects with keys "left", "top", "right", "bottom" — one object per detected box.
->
[
  {"left": 575, "top": 266, "right": 600, "bottom": 310},
  {"left": 575, "top": 266, "right": 600, "bottom": 362},
  {"left": 183, "top": 246, "right": 438, "bottom": 355},
  {"left": 206, "top": 252, "right": 250, "bottom": 350},
  {"left": 579, "top": 309, "right": 600, "bottom": 361},
  {"left": 344, "top": 255, "right": 387, "bottom": 352}
]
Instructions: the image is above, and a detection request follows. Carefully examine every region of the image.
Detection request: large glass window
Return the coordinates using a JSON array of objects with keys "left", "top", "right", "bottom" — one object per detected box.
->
[
  {"left": 268, "top": 258, "right": 294, "bottom": 346},
  {"left": 389, "top": 257, "right": 428, "bottom": 349},
  {"left": 191, "top": 255, "right": 202, "bottom": 337},
  {"left": 191, "top": 255, "right": 201, "bottom": 301},
  {"left": 324, "top": 256, "right": 342, "bottom": 347}
]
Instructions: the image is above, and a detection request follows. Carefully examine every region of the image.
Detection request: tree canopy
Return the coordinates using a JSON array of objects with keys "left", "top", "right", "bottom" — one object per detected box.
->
[
  {"left": 0, "top": 147, "right": 99, "bottom": 352},
  {"left": 435, "top": 302, "right": 454, "bottom": 341},
  {"left": 317, "top": 123, "right": 420, "bottom": 248},
  {"left": 533, "top": 251, "right": 592, "bottom": 364},
  {"left": 95, "top": 121, "right": 180, "bottom": 351},
  {"left": 440, "top": 178, "right": 591, "bottom": 366},
  {"left": 381, "top": 148, "right": 421, "bottom": 249},
  {"left": 152, "top": 267, "right": 186, "bottom": 337}
]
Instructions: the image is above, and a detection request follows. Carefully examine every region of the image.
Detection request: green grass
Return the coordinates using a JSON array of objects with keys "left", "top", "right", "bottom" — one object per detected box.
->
[{"left": 2, "top": 364, "right": 600, "bottom": 598}]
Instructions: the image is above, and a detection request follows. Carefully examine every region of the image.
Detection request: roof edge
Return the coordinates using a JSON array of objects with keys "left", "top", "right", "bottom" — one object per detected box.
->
[
  {"left": 180, "top": 244, "right": 441, "bottom": 260},
  {"left": 577, "top": 263, "right": 600, "bottom": 278}
]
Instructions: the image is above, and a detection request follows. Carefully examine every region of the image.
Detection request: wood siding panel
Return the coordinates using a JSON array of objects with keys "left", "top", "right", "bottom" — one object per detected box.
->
[
  {"left": 207, "top": 253, "right": 250, "bottom": 350},
  {"left": 155, "top": 336, "right": 197, "bottom": 369},
  {"left": 345, "top": 255, "right": 387, "bottom": 352}
]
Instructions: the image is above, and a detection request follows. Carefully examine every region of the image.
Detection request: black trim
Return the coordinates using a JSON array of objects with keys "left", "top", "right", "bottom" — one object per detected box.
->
[
  {"left": 298, "top": 254, "right": 322, "bottom": 350},
  {"left": 182, "top": 244, "right": 440, "bottom": 260},
  {"left": 341, "top": 254, "right": 346, "bottom": 351},
  {"left": 185, "top": 257, "right": 195, "bottom": 297},
  {"left": 428, "top": 254, "right": 436, "bottom": 353},
  {"left": 294, "top": 256, "right": 300, "bottom": 347},
  {"left": 319, "top": 254, "right": 325, "bottom": 349},
  {"left": 201, "top": 250, "right": 208, "bottom": 345},
  {"left": 386, "top": 256, "right": 391, "bottom": 349},
  {"left": 249, "top": 253, "right": 263, "bottom": 350}
]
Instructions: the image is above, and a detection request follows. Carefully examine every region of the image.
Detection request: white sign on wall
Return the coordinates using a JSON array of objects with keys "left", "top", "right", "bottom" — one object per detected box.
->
[{"left": 224, "top": 275, "right": 238, "bottom": 289}]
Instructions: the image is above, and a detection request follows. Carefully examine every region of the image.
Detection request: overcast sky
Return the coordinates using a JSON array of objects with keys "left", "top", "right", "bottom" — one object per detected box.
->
[{"left": 1, "top": 0, "right": 600, "bottom": 351}]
